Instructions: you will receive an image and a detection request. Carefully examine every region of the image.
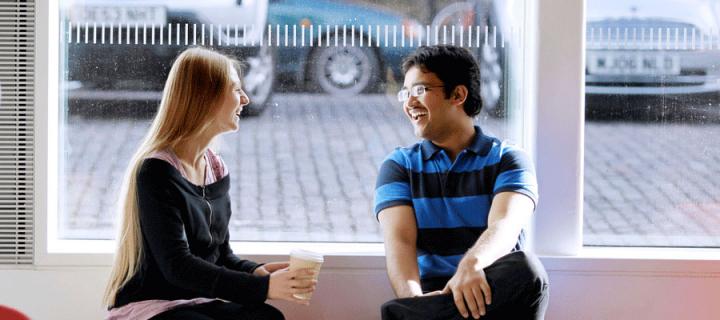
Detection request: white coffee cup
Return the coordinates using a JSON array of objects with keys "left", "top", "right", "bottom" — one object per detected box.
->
[{"left": 288, "top": 249, "right": 324, "bottom": 300}]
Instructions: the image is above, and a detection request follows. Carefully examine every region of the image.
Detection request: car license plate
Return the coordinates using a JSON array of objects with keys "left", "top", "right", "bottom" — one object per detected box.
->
[
  {"left": 70, "top": 5, "right": 167, "bottom": 26},
  {"left": 587, "top": 52, "right": 680, "bottom": 76}
]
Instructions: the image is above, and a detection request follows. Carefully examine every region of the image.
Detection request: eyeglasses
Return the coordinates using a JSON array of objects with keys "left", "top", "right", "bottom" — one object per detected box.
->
[{"left": 397, "top": 84, "right": 445, "bottom": 102}]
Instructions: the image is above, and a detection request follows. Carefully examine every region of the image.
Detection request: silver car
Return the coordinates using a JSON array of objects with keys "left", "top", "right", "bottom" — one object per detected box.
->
[
  {"left": 586, "top": 0, "right": 720, "bottom": 96},
  {"left": 62, "top": 0, "right": 274, "bottom": 115}
]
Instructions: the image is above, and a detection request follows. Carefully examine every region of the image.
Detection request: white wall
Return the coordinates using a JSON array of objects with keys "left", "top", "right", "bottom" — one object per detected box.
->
[
  {"left": 2, "top": 257, "right": 719, "bottom": 320},
  {"left": 548, "top": 272, "right": 720, "bottom": 319},
  {"left": 11, "top": 0, "right": 717, "bottom": 319}
]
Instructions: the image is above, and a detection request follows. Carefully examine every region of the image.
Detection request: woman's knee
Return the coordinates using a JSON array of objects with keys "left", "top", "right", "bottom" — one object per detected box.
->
[
  {"left": 215, "top": 302, "right": 285, "bottom": 320},
  {"left": 252, "top": 304, "right": 285, "bottom": 320}
]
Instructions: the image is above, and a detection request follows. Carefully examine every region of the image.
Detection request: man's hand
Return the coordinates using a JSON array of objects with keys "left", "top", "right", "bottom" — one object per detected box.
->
[
  {"left": 443, "top": 257, "right": 492, "bottom": 319},
  {"left": 420, "top": 290, "right": 444, "bottom": 297}
]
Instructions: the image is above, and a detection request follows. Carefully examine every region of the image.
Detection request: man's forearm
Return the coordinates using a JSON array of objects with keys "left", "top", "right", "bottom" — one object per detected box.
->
[
  {"left": 389, "top": 274, "right": 423, "bottom": 298},
  {"left": 385, "top": 241, "right": 423, "bottom": 298},
  {"left": 464, "top": 218, "right": 523, "bottom": 269},
  {"left": 378, "top": 205, "right": 424, "bottom": 298},
  {"left": 463, "top": 192, "right": 534, "bottom": 269}
]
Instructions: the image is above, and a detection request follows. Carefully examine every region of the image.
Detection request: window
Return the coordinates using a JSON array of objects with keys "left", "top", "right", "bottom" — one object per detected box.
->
[
  {"left": 584, "top": 0, "right": 720, "bottom": 247},
  {"left": 54, "top": 0, "right": 528, "bottom": 244}
]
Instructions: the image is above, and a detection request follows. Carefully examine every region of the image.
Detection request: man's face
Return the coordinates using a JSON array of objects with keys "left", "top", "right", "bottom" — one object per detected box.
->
[{"left": 402, "top": 66, "right": 454, "bottom": 140}]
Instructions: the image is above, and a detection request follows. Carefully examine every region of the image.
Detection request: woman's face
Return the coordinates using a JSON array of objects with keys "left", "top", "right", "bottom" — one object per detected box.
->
[{"left": 212, "top": 65, "right": 250, "bottom": 134}]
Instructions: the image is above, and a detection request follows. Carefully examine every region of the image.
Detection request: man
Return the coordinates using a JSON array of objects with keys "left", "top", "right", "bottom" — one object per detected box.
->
[{"left": 375, "top": 45, "right": 549, "bottom": 320}]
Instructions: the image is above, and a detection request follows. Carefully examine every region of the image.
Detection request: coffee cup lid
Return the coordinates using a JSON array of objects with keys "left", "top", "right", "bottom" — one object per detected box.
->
[{"left": 290, "top": 249, "right": 324, "bottom": 262}]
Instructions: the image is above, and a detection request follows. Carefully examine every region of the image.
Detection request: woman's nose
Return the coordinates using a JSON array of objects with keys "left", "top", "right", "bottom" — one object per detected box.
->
[{"left": 240, "top": 92, "right": 250, "bottom": 106}]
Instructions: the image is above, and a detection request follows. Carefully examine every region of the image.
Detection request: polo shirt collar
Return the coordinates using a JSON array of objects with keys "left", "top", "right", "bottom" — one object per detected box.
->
[
  {"left": 421, "top": 126, "right": 493, "bottom": 160},
  {"left": 467, "top": 126, "right": 494, "bottom": 156},
  {"left": 420, "top": 139, "right": 442, "bottom": 160}
]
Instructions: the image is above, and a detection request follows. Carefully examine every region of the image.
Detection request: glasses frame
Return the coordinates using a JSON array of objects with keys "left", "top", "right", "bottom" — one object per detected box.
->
[{"left": 397, "top": 84, "right": 445, "bottom": 102}]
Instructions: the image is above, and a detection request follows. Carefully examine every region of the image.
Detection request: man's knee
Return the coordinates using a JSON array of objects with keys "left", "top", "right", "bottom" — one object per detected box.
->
[
  {"left": 506, "top": 251, "right": 549, "bottom": 297},
  {"left": 381, "top": 295, "right": 459, "bottom": 320},
  {"left": 491, "top": 251, "right": 549, "bottom": 297},
  {"left": 381, "top": 299, "right": 402, "bottom": 319}
]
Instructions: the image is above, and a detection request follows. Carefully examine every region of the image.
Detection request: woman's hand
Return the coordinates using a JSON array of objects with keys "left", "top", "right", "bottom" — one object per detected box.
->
[
  {"left": 253, "top": 261, "right": 290, "bottom": 276},
  {"left": 267, "top": 267, "right": 317, "bottom": 305}
]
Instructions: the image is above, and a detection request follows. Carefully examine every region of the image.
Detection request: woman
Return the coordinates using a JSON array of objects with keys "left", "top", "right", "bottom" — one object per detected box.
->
[{"left": 103, "top": 47, "right": 315, "bottom": 320}]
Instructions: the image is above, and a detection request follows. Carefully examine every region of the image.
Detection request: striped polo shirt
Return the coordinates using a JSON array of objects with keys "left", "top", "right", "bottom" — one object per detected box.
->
[{"left": 374, "top": 126, "right": 538, "bottom": 279}]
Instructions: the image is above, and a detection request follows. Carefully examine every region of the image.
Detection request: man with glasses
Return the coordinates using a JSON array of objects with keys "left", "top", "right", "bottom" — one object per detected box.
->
[{"left": 375, "top": 45, "right": 549, "bottom": 319}]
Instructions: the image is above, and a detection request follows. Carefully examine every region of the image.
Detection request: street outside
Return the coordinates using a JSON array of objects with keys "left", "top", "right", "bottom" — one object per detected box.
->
[{"left": 61, "top": 93, "right": 720, "bottom": 247}]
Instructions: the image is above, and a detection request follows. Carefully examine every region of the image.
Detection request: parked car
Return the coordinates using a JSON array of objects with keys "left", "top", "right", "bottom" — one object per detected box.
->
[
  {"left": 434, "top": 0, "right": 720, "bottom": 117},
  {"left": 267, "top": 0, "right": 424, "bottom": 95},
  {"left": 586, "top": 0, "right": 720, "bottom": 97},
  {"left": 62, "top": 0, "right": 274, "bottom": 115},
  {"left": 430, "top": 0, "right": 518, "bottom": 117}
]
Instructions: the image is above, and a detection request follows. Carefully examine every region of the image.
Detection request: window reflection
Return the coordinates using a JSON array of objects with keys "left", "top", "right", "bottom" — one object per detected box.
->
[
  {"left": 584, "top": 0, "right": 720, "bottom": 247},
  {"left": 59, "top": 0, "right": 524, "bottom": 242}
]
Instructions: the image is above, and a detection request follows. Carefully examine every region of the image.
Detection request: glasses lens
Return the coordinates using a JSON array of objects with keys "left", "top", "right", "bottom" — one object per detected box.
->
[
  {"left": 397, "top": 89, "right": 408, "bottom": 102},
  {"left": 412, "top": 85, "right": 425, "bottom": 97}
]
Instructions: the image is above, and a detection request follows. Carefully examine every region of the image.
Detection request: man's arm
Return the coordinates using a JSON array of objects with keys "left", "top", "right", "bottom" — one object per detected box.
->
[
  {"left": 444, "top": 191, "right": 535, "bottom": 319},
  {"left": 464, "top": 191, "right": 534, "bottom": 268},
  {"left": 378, "top": 205, "right": 423, "bottom": 298}
]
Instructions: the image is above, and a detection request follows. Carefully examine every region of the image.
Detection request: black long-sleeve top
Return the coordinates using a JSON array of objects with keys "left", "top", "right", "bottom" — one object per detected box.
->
[{"left": 112, "top": 158, "right": 269, "bottom": 308}]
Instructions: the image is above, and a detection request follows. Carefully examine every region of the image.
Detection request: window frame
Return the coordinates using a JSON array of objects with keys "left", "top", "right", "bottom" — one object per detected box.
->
[
  {"left": 33, "top": 0, "right": 720, "bottom": 272},
  {"left": 531, "top": 0, "right": 585, "bottom": 255}
]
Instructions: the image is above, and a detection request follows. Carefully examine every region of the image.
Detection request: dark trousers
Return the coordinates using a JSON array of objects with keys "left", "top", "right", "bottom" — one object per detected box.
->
[
  {"left": 150, "top": 300, "right": 284, "bottom": 320},
  {"left": 381, "top": 251, "right": 549, "bottom": 320}
]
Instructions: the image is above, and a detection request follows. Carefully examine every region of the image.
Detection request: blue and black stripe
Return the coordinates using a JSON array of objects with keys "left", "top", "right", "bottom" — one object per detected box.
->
[{"left": 374, "top": 126, "right": 538, "bottom": 279}]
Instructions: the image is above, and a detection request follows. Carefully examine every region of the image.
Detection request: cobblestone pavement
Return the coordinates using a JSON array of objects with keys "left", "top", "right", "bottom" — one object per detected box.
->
[
  {"left": 62, "top": 93, "right": 720, "bottom": 246},
  {"left": 584, "top": 120, "right": 720, "bottom": 247}
]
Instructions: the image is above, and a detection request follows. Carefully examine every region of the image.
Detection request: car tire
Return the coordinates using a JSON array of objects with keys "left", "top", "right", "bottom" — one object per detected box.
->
[
  {"left": 242, "top": 45, "right": 275, "bottom": 116},
  {"left": 480, "top": 39, "right": 505, "bottom": 118},
  {"left": 308, "top": 41, "right": 380, "bottom": 95},
  {"left": 432, "top": 1, "right": 505, "bottom": 117}
]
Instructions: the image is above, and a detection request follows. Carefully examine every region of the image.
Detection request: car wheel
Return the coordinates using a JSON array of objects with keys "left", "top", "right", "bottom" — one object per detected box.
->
[
  {"left": 309, "top": 43, "right": 380, "bottom": 95},
  {"left": 242, "top": 46, "right": 275, "bottom": 116},
  {"left": 480, "top": 41, "right": 504, "bottom": 117}
]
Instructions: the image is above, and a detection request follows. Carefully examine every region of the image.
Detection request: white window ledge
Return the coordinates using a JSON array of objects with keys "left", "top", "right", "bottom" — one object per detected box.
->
[
  {"left": 542, "top": 247, "right": 720, "bottom": 276},
  {"left": 36, "top": 240, "right": 720, "bottom": 275}
]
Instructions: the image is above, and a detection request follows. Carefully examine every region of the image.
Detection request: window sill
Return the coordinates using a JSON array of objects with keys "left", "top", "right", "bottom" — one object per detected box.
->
[
  {"left": 541, "top": 247, "right": 720, "bottom": 276},
  {"left": 37, "top": 240, "right": 720, "bottom": 274},
  {"left": 39, "top": 240, "right": 388, "bottom": 268},
  {"left": 233, "top": 241, "right": 387, "bottom": 269}
]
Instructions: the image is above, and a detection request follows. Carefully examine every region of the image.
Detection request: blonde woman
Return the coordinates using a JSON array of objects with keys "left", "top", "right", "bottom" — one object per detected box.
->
[{"left": 104, "top": 47, "right": 315, "bottom": 320}]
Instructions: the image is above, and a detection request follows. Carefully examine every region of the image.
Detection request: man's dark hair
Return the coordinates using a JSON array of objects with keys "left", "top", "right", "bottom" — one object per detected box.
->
[{"left": 401, "top": 45, "right": 482, "bottom": 117}]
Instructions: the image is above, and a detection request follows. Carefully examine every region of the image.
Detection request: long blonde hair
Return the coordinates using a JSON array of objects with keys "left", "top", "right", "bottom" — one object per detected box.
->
[{"left": 103, "top": 47, "right": 241, "bottom": 307}]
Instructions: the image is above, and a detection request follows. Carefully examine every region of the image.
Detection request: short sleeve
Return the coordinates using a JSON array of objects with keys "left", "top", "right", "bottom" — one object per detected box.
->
[
  {"left": 374, "top": 151, "right": 413, "bottom": 218},
  {"left": 493, "top": 146, "right": 539, "bottom": 208}
]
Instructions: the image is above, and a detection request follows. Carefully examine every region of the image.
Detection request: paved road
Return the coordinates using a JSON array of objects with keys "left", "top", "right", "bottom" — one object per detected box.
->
[
  {"left": 62, "top": 93, "right": 720, "bottom": 246},
  {"left": 584, "top": 119, "right": 720, "bottom": 246}
]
